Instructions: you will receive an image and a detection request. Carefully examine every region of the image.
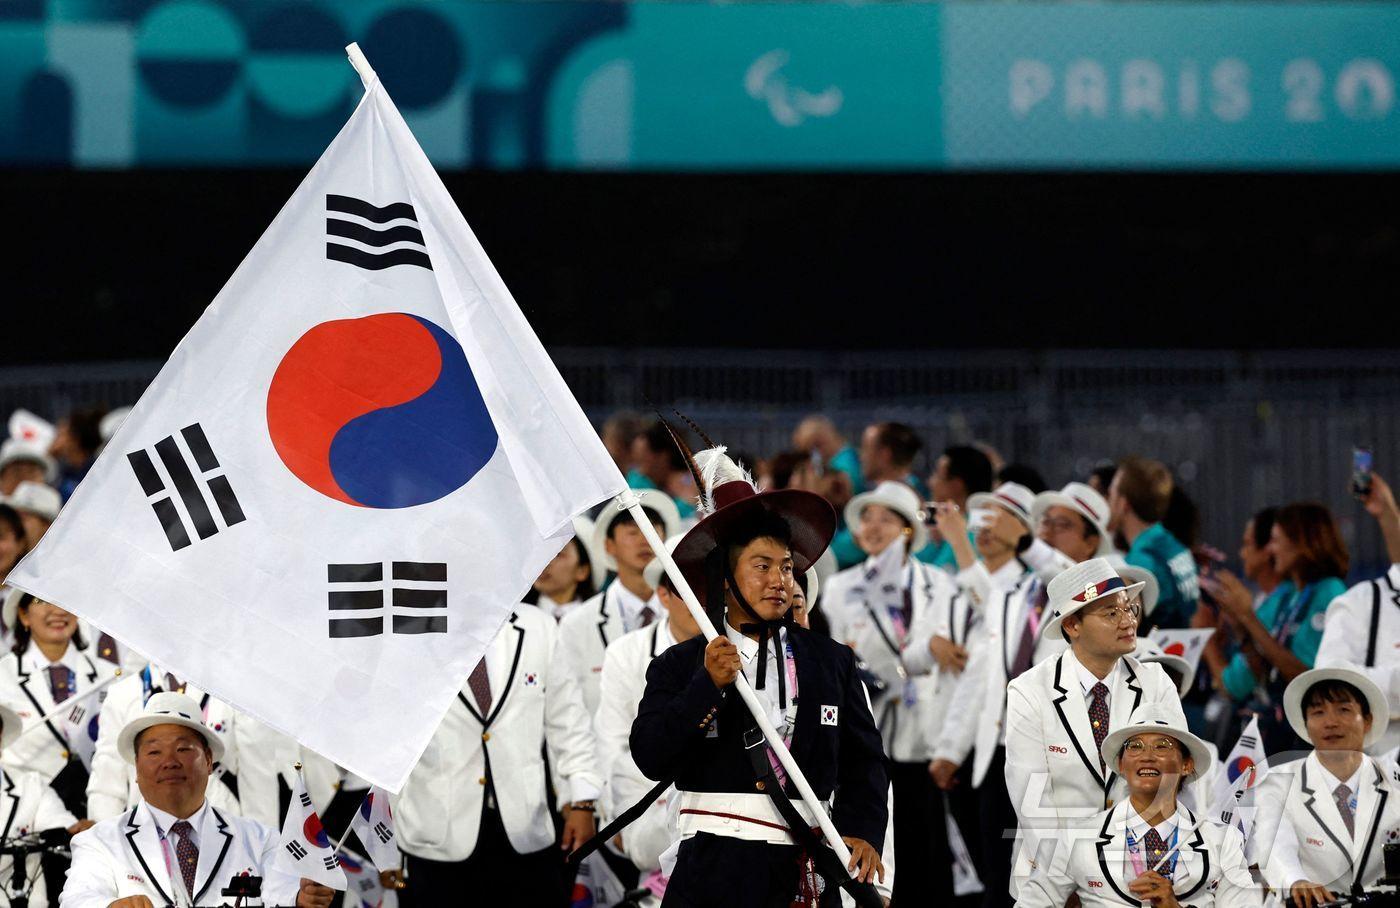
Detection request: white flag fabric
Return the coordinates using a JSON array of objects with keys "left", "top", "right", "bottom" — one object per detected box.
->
[
  {"left": 1212, "top": 715, "right": 1269, "bottom": 836},
  {"left": 947, "top": 802, "right": 985, "bottom": 896},
  {"left": 5, "top": 51, "right": 623, "bottom": 790},
  {"left": 1148, "top": 628, "right": 1215, "bottom": 683},
  {"left": 276, "top": 771, "right": 347, "bottom": 890},
  {"left": 348, "top": 786, "right": 398, "bottom": 873}
]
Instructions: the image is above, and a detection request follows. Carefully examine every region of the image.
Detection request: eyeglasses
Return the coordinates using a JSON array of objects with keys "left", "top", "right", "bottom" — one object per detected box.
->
[
  {"left": 1123, "top": 739, "right": 1180, "bottom": 755},
  {"left": 1039, "top": 516, "right": 1081, "bottom": 534},
  {"left": 1084, "top": 597, "right": 1142, "bottom": 624}
]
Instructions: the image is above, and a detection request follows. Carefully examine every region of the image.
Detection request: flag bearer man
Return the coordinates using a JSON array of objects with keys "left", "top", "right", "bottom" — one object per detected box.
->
[{"left": 629, "top": 442, "right": 888, "bottom": 907}]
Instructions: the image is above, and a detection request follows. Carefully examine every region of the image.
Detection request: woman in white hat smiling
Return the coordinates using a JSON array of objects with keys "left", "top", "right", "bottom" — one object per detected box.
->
[
  {"left": 1251, "top": 667, "right": 1400, "bottom": 908},
  {"left": 822, "top": 479, "right": 964, "bottom": 905},
  {"left": 1002, "top": 557, "right": 1187, "bottom": 901},
  {"left": 1018, "top": 705, "right": 1255, "bottom": 908}
]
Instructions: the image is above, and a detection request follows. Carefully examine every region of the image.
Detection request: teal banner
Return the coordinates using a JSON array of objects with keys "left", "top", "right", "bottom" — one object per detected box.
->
[{"left": 1, "top": 0, "right": 1399, "bottom": 169}]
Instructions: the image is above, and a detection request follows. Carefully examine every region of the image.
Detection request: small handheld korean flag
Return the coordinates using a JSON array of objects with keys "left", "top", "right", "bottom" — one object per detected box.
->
[
  {"left": 340, "top": 850, "right": 387, "bottom": 908},
  {"left": 1148, "top": 628, "right": 1214, "bottom": 682},
  {"left": 277, "top": 770, "right": 347, "bottom": 890},
  {"left": 348, "top": 786, "right": 398, "bottom": 872},
  {"left": 4, "top": 45, "right": 623, "bottom": 791},
  {"left": 1212, "top": 715, "right": 1269, "bottom": 837}
]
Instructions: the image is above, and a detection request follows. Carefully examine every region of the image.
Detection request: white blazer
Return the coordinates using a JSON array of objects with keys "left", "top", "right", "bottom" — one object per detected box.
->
[
  {"left": 230, "top": 713, "right": 341, "bottom": 828},
  {"left": 1018, "top": 801, "right": 1259, "bottom": 908},
  {"left": 1004, "top": 649, "right": 1186, "bottom": 898},
  {"left": 393, "top": 604, "right": 601, "bottom": 862},
  {"left": 86, "top": 668, "right": 240, "bottom": 822},
  {"left": 0, "top": 769, "right": 79, "bottom": 908},
  {"left": 936, "top": 568, "right": 1067, "bottom": 786},
  {"left": 0, "top": 642, "right": 117, "bottom": 785},
  {"left": 597, "top": 621, "right": 679, "bottom": 871},
  {"left": 60, "top": 800, "right": 300, "bottom": 908},
  {"left": 823, "top": 558, "right": 962, "bottom": 762},
  {"left": 558, "top": 584, "right": 650, "bottom": 721},
  {"left": 1251, "top": 752, "right": 1400, "bottom": 894},
  {"left": 1316, "top": 565, "right": 1400, "bottom": 755}
]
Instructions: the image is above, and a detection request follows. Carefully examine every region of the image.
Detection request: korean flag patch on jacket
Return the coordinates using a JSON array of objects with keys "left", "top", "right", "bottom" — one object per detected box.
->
[{"left": 821, "top": 705, "right": 839, "bottom": 726}]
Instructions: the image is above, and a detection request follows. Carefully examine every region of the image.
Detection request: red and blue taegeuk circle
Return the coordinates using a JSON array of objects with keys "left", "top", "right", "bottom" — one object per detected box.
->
[
  {"left": 303, "top": 813, "right": 330, "bottom": 848},
  {"left": 266, "top": 313, "right": 498, "bottom": 508},
  {"left": 1227, "top": 755, "right": 1256, "bottom": 785}
]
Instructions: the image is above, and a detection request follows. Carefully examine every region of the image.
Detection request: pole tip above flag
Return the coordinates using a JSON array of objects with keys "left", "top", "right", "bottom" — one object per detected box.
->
[{"left": 345, "top": 43, "right": 376, "bottom": 89}]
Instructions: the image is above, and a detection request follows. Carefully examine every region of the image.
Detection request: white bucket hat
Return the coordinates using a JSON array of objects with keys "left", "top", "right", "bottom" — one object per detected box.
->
[
  {"left": 118, "top": 691, "right": 225, "bottom": 765},
  {"left": 0, "top": 440, "right": 56, "bottom": 485},
  {"left": 1032, "top": 482, "right": 1114, "bottom": 555},
  {"left": 643, "top": 535, "right": 686, "bottom": 590},
  {"left": 570, "top": 515, "right": 605, "bottom": 590},
  {"left": 844, "top": 480, "right": 928, "bottom": 553},
  {"left": 3, "top": 586, "right": 34, "bottom": 632},
  {"left": 1133, "top": 638, "right": 1192, "bottom": 697},
  {"left": 1100, "top": 704, "right": 1214, "bottom": 782},
  {"left": 1040, "top": 556, "right": 1147, "bottom": 640},
  {"left": 5, "top": 481, "right": 60, "bottom": 522},
  {"left": 967, "top": 482, "right": 1035, "bottom": 531},
  {"left": 1284, "top": 667, "right": 1391, "bottom": 748},
  {"left": 593, "top": 490, "right": 682, "bottom": 572}
]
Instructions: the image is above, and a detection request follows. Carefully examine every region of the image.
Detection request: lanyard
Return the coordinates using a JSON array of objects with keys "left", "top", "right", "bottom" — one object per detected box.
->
[
  {"left": 1272, "top": 584, "right": 1316, "bottom": 646},
  {"left": 156, "top": 823, "right": 194, "bottom": 907},
  {"left": 1126, "top": 825, "right": 1178, "bottom": 879}
]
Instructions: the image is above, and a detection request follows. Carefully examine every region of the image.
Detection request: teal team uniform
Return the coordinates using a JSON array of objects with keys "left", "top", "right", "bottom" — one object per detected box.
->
[
  {"left": 1126, "top": 522, "right": 1199, "bottom": 629},
  {"left": 1221, "top": 577, "right": 1347, "bottom": 701}
]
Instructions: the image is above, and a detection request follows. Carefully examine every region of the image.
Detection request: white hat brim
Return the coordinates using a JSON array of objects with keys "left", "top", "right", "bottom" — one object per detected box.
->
[
  {"left": 1040, "top": 580, "right": 1147, "bottom": 640},
  {"left": 593, "top": 491, "right": 682, "bottom": 573},
  {"left": 2, "top": 586, "right": 24, "bottom": 633},
  {"left": 1141, "top": 652, "right": 1193, "bottom": 697},
  {"left": 1031, "top": 491, "right": 1114, "bottom": 554},
  {"left": 843, "top": 491, "right": 929, "bottom": 554},
  {"left": 1284, "top": 667, "right": 1391, "bottom": 748},
  {"left": 1101, "top": 721, "right": 1214, "bottom": 782},
  {"left": 118, "top": 713, "right": 226, "bottom": 766}
]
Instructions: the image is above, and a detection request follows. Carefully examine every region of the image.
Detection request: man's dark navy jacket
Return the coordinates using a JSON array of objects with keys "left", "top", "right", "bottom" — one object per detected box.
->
[{"left": 630, "top": 624, "right": 889, "bottom": 850}]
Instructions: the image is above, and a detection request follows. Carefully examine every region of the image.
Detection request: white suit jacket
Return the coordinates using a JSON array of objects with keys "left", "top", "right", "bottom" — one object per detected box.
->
[
  {"left": 558, "top": 584, "right": 651, "bottom": 721},
  {"left": 823, "top": 558, "right": 962, "bottom": 762},
  {"left": 0, "top": 643, "right": 117, "bottom": 784},
  {"left": 393, "top": 604, "right": 601, "bottom": 862},
  {"left": 86, "top": 667, "right": 240, "bottom": 822},
  {"left": 597, "top": 621, "right": 679, "bottom": 871},
  {"left": 1004, "top": 649, "right": 1187, "bottom": 897},
  {"left": 1251, "top": 752, "right": 1400, "bottom": 894},
  {"left": 0, "top": 769, "right": 78, "bottom": 908},
  {"left": 1018, "top": 801, "right": 1259, "bottom": 908},
  {"left": 936, "top": 567, "right": 1067, "bottom": 786},
  {"left": 60, "top": 800, "right": 300, "bottom": 907},
  {"left": 1316, "top": 565, "right": 1400, "bottom": 755},
  {"left": 231, "top": 713, "right": 340, "bottom": 828}
]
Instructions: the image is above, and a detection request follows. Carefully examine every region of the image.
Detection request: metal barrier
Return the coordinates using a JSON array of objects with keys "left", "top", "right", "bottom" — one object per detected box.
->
[{"left": 11, "top": 349, "right": 1400, "bottom": 579}]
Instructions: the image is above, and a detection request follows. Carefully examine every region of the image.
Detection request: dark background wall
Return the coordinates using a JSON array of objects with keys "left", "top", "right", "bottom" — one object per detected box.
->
[{"left": 7, "top": 168, "right": 1400, "bottom": 362}]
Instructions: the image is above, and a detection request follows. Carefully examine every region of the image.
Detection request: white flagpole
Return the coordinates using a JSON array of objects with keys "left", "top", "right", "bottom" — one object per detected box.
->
[
  {"left": 619, "top": 491, "right": 857, "bottom": 870},
  {"left": 13, "top": 668, "right": 123, "bottom": 741}
]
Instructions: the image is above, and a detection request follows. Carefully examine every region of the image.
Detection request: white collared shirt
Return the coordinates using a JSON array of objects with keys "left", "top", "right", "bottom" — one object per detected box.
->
[
  {"left": 22, "top": 639, "right": 84, "bottom": 680},
  {"left": 610, "top": 582, "right": 657, "bottom": 633},
  {"left": 1124, "top": 804, "right": 1180, "bottom": 877},
  {"left": 1314, "top": 756, "right": 1368, "bottom": 835},
  {"left": 536, "top": 592, "right": 581, "bottom": 623},
  {"left": 988, "top": 557, "right": 1029, "bottom": 592},
  {"left": 724, "top": 620, "right": 793, "bottom": 736},
  {"left": 146, "top": 799, "right": 210, "bottom": 906},
  {"left": 1075, "top": 657, "right": 1120, "bottom": 708}
]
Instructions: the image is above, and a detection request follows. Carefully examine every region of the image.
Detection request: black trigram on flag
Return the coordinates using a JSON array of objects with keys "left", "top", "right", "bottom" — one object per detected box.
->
[
  {"left": 325, "top": 194, "right": 432, "bottom": 272},
  {"left": 299, "top": 791, "right": 313, "bottom": 809},
  {"left": 322, "top": 855, "right": 340, "bottom": 871},
  {"left": 1238, "top": 735, "right": 1257, "bottom": 749},
  {"left": 127, "top": 424, "right": 246, "bottom": 552},
  {"left": 285, "top": 841, "right": 308, "bottom": 860},
  {"left": 373, "top": 821, "right": 393, "bottom": 844},
  {"left": 327, "top": 561, "right": 447, "bottom": 638}
]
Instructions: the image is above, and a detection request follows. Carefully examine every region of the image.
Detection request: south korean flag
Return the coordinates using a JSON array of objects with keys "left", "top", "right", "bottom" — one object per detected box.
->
[
  {"left": 5, "top": 44, "right": 624, "bottom": 791},
  {"left": 275, "top": 769, "right": 347, "bottom": 890}
]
